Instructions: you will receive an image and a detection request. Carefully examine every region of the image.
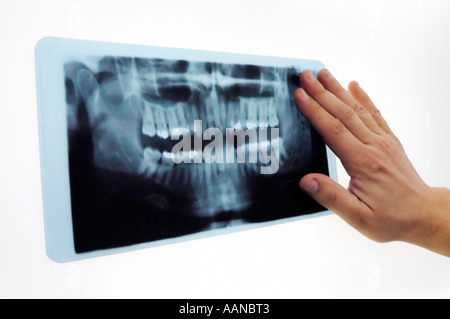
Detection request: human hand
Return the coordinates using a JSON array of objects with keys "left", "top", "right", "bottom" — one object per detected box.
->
[{"left": 295, "top": 69, "right": 450, "bottom": 257}]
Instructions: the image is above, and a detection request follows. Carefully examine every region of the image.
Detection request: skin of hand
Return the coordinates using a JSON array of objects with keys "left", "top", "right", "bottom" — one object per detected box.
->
[{"left": 295, "top": 69, "right": 450, "bottom": 257}]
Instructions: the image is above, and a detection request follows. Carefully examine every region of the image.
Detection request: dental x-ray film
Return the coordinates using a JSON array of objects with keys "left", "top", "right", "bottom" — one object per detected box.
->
[{"left": 35, "top": 38, "right": 337, "bottom": 262}]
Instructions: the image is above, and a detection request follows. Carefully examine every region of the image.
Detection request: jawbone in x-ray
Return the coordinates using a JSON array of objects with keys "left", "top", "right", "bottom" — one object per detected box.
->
[{"left": 65, "top": 56, "right": 329, "bottom": 253}]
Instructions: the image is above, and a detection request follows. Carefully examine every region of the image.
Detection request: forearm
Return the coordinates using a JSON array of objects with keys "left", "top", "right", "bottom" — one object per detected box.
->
[{"left": 407, "top": 187, "right": 450, "bottom": 257}]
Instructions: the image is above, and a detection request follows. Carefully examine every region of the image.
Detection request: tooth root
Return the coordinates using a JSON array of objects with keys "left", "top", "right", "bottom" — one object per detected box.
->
[
  {"left": 138, "top": 147, "right": 161, "bottom": 176},
  {"left": 223, "top": 163, "right": 231, "bottom": 179},
  {"left": 183, "top": 105, "right": 194, "bottom": 133},
  {"left": 246, "top": 162, "right": 259, "bottom": 176},
  {"left": 172, "top": 162, "right": 187, "bottom": 186},
  {"left": 239, "top": 101, "right": 246, "bottom": 129},
  {"left": 175, "top": 104, "right": 189, "bottom": 131},
  {"left": 191, "top": 106, "right": 200, "bottom": 120},
  {"left": 231, "top": 162, "right": 240, "bottom": 182},
  {"left": 126, "top": 94, "right": 142, "bottom": 119},
  {"left": 237, "top": 143, "right": 246, "bottom": 163},
  {"left": 258, "top": 102, "right": 269, "bottom": 128},
  {"left": 195, "top": 163, "right": 204, "bottom": 186},
  {"left": 198, "top": 105, "right": 208, "bottom": 132},
  {"left": 153, "top": 151, "right": 173, "bottom": 184},
  {"left": 166, "top": 107, "right": 179, "bottom": 136},
  {"left": 191, "top": 107, "right": 200, "bottom": 133},
  {"left": 218, "top": 161, "right": 225, "bottom": 173},
  {"left": 167, "top": 164, "right": 179, "bottom": 187},
  {"left": 237, "top": 160, "right": 246, "bottom": 178},
  {"left": 238, "top": 102, "right": 245, "bottom": 129},
  {"left": 246, "top": 101, "right": 258, "bottom": 130},
  {"left": 153, "top": 171, "right": 164, "bottom": 184},
  {"left": 203, "top": 88, "right": 217, "bottom": 128},
  {"left": 142, "top": 102, "right": 157, "bottom": 137},
  {"left": 154, "top": 107, "right": 169, "bottom": 139},
  {"left": 205, "top": 102, "right": 215, "bottom": 129},
  {"left": 268, "top": 101, "right": 279, "bottom": 128},
  {"left": 212, "top": 101, "right": 222, "bottom": 129},
  {"left": 228, "top": 104, "right": 239, "bottom": 130},
  {"left": 186, "top": 152, "right": 201, "bottom": 185},
  {"left": 161, "top": 170, "right": 173, "bottom": 188},
  {"left": 137, "top": 162, "right": 148, "bottom": 176},
  {"left": 176, "top": 165, "right": 188, "bottom": 188},
  {"left": 204, "top": 163, "right": 212, "bottom": 185},
  {"left": 241, "top": 163, "right": 248, "bottom": 178},
  {"left": 225, "top": 103, "right": 232, "bottom": 129},
  {"left": 159, "top": 151, "right": 175, "bottom": 186},
  {"left": 212, "top": 162, "right": 220, "bottom": 180},
  {"left": 219, "top": 98, "right": 227, "bottom": 129},
  {"left": 181, "top": 165, "right": 191, "bottom": 186},
  {"left": 188, "top": 162, "right": 197, "bottom": 185}
]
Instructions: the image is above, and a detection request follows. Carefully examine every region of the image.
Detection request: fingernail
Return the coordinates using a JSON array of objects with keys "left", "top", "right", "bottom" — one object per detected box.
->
[
  {"left": 304, "top": 179, "right": 319, "bottom": 194},
  {"left": 322, "top": 69, "right": 334, "bottom": 81},
  {"left": 305, "top": 70, "right": 315, "bottom": 81},
  {"left": 297, "top": 88, "right": 308, "bottom": 99}
]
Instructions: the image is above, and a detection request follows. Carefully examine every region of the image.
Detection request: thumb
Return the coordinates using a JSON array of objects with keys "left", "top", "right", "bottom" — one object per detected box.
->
[{"left": 300, "top": 173, "right": 370, "bottom": 229}]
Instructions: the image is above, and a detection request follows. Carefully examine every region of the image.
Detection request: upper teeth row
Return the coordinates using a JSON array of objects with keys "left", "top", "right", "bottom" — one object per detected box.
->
[{"left": 142, "top": 100, "right": 280, "bottom": 139}]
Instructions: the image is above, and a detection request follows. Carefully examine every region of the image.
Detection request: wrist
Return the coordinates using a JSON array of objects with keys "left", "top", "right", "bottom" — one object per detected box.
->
[{"left": 405, "top": 186, "right": 450, "bottom": 257}]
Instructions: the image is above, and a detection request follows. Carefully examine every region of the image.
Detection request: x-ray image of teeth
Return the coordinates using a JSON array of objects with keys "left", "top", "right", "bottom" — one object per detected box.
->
[{"left": 65, "top": 56, "right": 329, "bottom": 254}]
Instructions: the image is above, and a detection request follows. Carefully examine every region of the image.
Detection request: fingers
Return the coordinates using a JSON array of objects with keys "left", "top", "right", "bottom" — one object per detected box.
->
[
  {"left": 347, "top": 81, "right": 394, "bottom": 135},
  {"left": 295, "top": 88, "right": 362, "bottom": 162},
  {"left": 300, "top": 173, "right": 372, "bottom": 230},
  {"left": 299, "top": 70, "right": 376, "bottom": 145},
  {"left": 317, "top": 70, "right": 383, "bottom": 136}
]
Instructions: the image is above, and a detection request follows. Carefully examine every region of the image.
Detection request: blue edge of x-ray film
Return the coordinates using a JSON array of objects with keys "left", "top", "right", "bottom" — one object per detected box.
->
[{"left": 35, "top": 37, "right": 337, "bottom": 263}]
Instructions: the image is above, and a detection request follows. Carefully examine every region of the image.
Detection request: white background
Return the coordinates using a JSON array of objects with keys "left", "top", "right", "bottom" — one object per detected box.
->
[{"left": 1, "top": 0, "right": 449, "bottom": 298}]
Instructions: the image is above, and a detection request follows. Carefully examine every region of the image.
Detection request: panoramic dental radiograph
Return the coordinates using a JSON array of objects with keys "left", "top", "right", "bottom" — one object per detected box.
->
[{"left": 64, "top": 56, "right": 329, "bottom": 253}]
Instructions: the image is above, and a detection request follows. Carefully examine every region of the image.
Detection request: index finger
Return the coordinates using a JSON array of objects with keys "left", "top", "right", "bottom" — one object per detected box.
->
[
  {"left": 300, "top": 70, "right": 376, "bottom": 145},
  {"left": 295, "top": 87, "right": 363, "bottom": 163}
]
